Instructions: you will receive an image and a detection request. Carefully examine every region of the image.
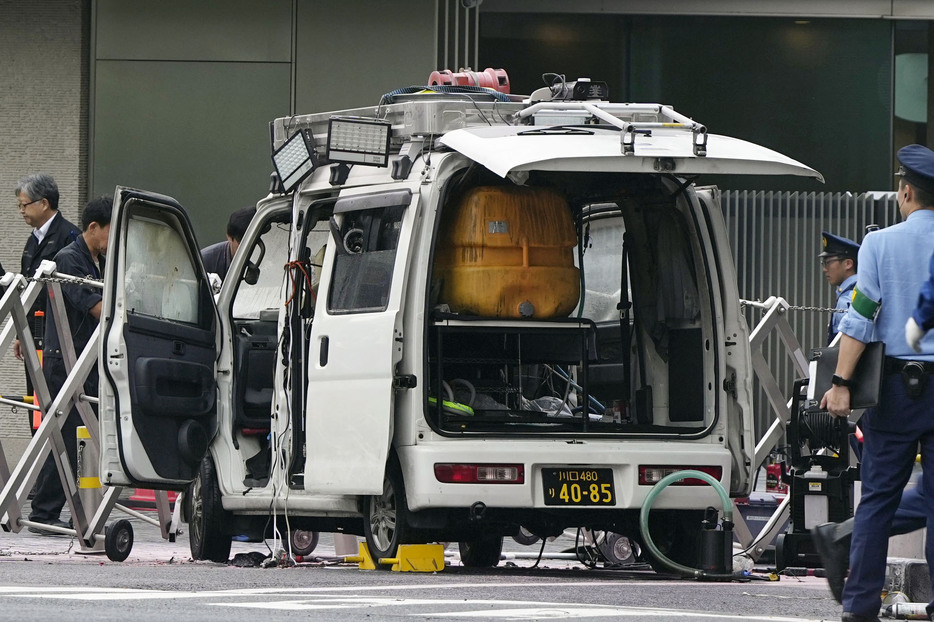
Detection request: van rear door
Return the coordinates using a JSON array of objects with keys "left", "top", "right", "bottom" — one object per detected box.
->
[
  {"left": 438, "top": 126, "right": 823, "bottom": 181},
  {"left": 695, "top": 186, "right": 757, "bottom": 495},
  {"left": 303, "top": 187, "right": 420, "bottom": 495},
  {"left": 99, "top": 187, "right": 219, "bottom": 489}
]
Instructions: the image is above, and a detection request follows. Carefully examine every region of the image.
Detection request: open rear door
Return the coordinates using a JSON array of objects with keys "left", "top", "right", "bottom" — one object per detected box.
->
[
  {"left": 303, "top": 187, "right": 419, "bottom": 494},
  {"left": 695, "top": 186, "right": 756, "bottom": 495},
  {"left": 99, "top": 187, "right": 219, "bottom": 489},
  {"left": 439, "top": 126, "right": 823, "bottom": 181}
]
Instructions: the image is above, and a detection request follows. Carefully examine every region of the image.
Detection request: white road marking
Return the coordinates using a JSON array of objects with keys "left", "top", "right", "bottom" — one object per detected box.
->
[
  {"left": 423, "top": 606, "right": 829, "bottom": 621},
  {"left": 0, "top": 583, "right": 830, "bottom": 621},
  {"left": 0, "top": 580, "right": 657, "bottom": 600},
  {"left": 206, "top": 596, "right": 829, "bottom": 621}
]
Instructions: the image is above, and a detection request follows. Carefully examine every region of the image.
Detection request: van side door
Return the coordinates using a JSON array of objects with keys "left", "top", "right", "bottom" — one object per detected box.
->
[{"left": 303, "top": 187, "right": 419, "bottom": 494}]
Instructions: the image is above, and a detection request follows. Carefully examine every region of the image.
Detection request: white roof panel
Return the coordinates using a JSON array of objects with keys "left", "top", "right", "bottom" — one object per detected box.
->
[{"left": 438, "top": 125, "right": 823, "bottom": 182}]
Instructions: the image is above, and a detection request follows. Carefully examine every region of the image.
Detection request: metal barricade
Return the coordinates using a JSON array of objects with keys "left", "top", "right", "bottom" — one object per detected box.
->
[{"left": 0, "top": 260, "right": 181, "bottom": 560}]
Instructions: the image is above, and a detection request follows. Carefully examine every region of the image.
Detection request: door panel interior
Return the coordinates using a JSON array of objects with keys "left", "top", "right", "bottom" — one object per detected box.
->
[{"left": 118, "top": 201, "right": 218, "bottom": 482}]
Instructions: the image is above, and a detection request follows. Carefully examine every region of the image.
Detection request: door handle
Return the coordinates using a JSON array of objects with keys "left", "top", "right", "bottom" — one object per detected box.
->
[{"left": 319, "top": 336, "right": 329, "bottom": 367}]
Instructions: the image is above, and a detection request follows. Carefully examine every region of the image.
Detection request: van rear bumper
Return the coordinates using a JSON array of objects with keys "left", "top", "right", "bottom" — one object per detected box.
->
[{"left": 398, "top": 440, "right": 732, "bottom": 512}]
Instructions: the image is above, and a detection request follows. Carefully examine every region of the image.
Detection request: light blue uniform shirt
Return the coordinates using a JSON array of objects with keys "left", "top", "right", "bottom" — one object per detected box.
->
[
  {"left": 829, "top": 273, "right": 857, "bottom": 340},
  {"left": 838, "top": 209, "right": 934, "bottom": 360}
]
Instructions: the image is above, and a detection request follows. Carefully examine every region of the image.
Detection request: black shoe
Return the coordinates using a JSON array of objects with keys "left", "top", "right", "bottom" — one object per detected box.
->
[
  {"left": 812, "top": 522, "right": 850, "bottom": 604},
  {"left": 841, "top": 613, "right": 881, "bottom": 622},
  {"left": 27, "top": 518, "right": 71, "bottom": 536}
]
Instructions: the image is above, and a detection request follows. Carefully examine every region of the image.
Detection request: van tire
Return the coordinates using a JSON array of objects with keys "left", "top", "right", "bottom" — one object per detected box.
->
[
  {"left": 458, "top": 535, "right": 503, "bottom": 567},
  {"left": 363, "top": 454, "right": 411, "bottom": 568},
  {"left": 189, "top": 456, "right": 232, "bottom": 563}
]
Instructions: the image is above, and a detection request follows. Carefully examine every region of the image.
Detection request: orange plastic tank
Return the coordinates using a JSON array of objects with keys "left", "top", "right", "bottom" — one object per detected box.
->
[{"left": 434, "top": 186, "right": 580, "bottom": 318}]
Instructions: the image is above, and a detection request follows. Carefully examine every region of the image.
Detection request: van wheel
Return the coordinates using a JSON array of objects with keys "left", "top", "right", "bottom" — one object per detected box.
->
[
  {"left": 189, "top": 456, "right": 232, "bottom": 563},
  {"left": 363, "top": 455, "right": 411, "bottom": 568},
  {"left": 458, "top": 535, "right": 503, "bottom": 567}
]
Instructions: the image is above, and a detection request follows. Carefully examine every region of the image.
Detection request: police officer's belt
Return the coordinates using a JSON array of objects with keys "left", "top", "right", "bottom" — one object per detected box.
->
[
  {"left": 883, "top": 357, "right": 934, "bottom": 375},
  {"left": 885, "top": 357, "right": 934, "bottom": 398}
]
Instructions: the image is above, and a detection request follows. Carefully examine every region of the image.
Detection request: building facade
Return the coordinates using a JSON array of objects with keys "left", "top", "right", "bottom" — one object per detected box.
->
[{"left": 0, "top": 0, "right": 932, "bottom": 449}]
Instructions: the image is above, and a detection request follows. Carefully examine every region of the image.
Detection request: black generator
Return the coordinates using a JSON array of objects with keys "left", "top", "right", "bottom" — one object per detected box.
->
[{"left": 775, "top": 378, "right": 858, "bottom": 571}]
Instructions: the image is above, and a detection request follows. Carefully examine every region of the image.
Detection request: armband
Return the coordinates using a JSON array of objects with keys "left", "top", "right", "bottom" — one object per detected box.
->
[{"left": 850, "top": 286, "right": 880, "bottom": 320}]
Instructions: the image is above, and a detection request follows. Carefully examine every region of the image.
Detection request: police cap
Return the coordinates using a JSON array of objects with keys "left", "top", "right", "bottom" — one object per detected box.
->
[
  {"left": 896, "top": 144, "right": 934, "bottom": 195},
  {"left": 819, "top": 231, "right": 859, "bottom": 259}
]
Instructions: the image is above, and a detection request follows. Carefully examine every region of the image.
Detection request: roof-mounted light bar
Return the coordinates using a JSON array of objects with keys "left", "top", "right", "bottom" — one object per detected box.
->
[
  {"left": 326, "top": 116, "right": 392, "bottom": 167},
  {"left": 271, "top": 129, "right": 317, "bottom": 193}
]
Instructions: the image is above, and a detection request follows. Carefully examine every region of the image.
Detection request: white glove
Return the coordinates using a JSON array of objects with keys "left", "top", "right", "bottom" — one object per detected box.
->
[
  {"left": 207, "top": 272, "right": 223, "bottom": 295},
  {"left": 906, "top": 316, "right": 925, "bottom": 353}
]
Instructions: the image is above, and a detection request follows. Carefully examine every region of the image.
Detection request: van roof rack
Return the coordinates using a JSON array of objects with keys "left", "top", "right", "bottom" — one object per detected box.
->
[{"left": 270, "top": 95, "right": 708, "bottom": 166}]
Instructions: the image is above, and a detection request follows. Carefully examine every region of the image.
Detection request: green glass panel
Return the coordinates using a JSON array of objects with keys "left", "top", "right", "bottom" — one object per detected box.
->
[{"left": 92, "top": 60, "right": 290, "bottom": 245}]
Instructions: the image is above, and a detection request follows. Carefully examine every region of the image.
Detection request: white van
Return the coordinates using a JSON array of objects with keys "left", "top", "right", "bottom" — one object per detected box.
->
[{"left": 98, "top": 81, "right": 820, "bottom": 566}]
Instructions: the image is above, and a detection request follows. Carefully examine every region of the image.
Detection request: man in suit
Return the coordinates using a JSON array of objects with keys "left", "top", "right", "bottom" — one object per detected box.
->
[{"left": 13, "top": 173, "right": 79, "bottom": 433}]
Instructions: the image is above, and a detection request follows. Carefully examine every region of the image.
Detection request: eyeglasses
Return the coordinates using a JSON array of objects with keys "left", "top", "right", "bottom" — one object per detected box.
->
[
  {"left": 820, "top": 257, "right": 843, "bottom": 267},
  {"left": 17, "top": 198, "right": 42, "bottom": 210}
]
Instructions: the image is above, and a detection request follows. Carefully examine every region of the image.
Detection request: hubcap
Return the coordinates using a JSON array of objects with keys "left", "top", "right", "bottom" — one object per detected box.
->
[
  {"left": 190, "top": 474, "right": 204, "bottom": 543},
  {"left": 369, "top": 478, "right": 396, "bottom": 549}
]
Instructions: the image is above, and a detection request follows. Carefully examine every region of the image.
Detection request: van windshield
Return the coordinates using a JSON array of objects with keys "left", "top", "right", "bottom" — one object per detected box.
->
[{"left": 426, "top": 176, "right": 711, "bottom": 436}]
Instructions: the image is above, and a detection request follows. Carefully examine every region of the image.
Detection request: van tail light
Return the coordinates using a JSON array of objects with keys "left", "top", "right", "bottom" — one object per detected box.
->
[
  {"left": 639, "top": 465, "right": 723, "bottom": 486},
  {"left": 434, "top": 463, "right": 524, "bottom": 484}
]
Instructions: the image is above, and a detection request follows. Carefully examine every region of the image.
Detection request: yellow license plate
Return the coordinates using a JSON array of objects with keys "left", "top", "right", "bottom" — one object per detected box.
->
[{"left": 542, "top": 468, "right": 615, "bottom": 506}]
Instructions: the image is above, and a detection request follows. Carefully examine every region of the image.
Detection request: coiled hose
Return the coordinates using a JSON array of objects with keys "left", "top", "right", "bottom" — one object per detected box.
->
[
  {"left": 380, "top": 84, "right": 513, "bottom": 104},
  {"left": 638, "top": 469, "right": 735, "bottom": 580}
]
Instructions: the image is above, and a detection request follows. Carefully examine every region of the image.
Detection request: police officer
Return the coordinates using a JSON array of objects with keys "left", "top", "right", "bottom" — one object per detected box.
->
[
  {"left": 820, "top": 231, "right": 860, "bottom": 345},
  {"left": 821, "top": 144, "right": 934, "bottom": 622}
]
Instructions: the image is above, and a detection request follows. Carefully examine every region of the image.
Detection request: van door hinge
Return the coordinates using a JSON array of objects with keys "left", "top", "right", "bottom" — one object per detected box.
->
[
  {"left": 722, "top": 372, "right": 737, "bottom": 399},
  {"left": 393, "top": 374, "right": 417, "bottom": 389}
]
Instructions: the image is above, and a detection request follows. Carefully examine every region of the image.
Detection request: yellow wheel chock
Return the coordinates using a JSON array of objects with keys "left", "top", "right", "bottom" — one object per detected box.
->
[
  {"left": 345, "top": 542, "right": 445, "bottom": 572},
  {"left": 344, "top": 542, "right": 378, "bottom": 570}
]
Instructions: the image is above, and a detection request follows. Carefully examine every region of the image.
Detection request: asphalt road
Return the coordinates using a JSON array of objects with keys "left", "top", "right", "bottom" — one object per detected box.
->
[{"left": 0, "top": 502, "right": 844, "bottom": 622}]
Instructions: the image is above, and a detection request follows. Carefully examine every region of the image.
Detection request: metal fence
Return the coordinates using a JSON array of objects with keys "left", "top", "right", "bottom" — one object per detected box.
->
[{"left": 722, "top": 190, "right": 900, "bottom": 443}]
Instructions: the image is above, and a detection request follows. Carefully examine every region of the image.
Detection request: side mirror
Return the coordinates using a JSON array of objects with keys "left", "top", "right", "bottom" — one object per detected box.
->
[
  {"left": 244, "top": 264, "right": 260, "bottom": 286},
  {"left": 242, "top": 237, "right": 266, "bottom": 285}
]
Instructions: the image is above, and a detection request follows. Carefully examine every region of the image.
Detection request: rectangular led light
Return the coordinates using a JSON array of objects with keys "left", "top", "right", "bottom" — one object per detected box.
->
[
  {"left": 327, "top": 116, "right": 391, "bottom": 167},
  {"left": 638, "top": 465, "right": 722, "bottom": 486},
  {"left": 272, "top": 129, "right": 316, "bottom": 192},
  {"left": 434, "top": 463, "right": 525, "bottom": 484}
]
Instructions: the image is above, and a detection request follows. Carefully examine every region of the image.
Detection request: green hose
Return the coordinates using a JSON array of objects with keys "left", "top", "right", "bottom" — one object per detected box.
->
[{"left": 638, "top": 469, "right": 735, "bottom": 580}]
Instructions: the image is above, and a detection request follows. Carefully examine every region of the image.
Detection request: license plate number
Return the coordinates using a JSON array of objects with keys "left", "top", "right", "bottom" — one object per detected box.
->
[{"left": 542, "top": 468, "right": 615, "bottom": 506}]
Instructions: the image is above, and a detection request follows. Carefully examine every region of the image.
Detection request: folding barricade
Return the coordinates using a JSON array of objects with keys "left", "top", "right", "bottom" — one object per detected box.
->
[{"left": 0, "top": 260, "right": 182, "bottom": 561}]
